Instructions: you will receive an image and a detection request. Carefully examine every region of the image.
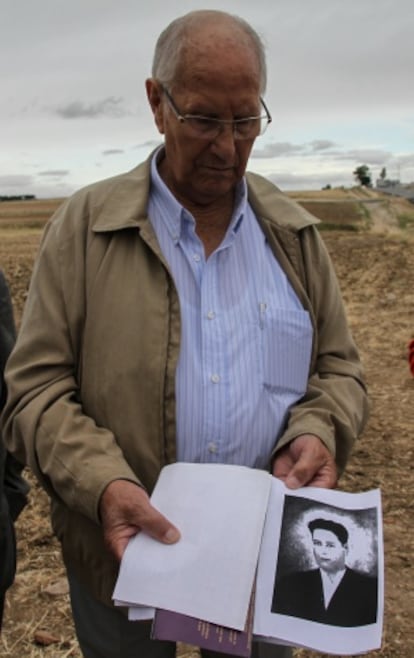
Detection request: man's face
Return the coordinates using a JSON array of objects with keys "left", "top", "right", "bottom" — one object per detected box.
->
[
  {"left": 147, "top": 35, "right": 263, "bottom": 207},
  {"left": 312, "top": 528, "right": 347, "bottom": 573}
]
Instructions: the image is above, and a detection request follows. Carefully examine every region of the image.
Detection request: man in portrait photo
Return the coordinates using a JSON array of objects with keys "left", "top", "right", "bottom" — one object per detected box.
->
[{"left": 272, "top": 517, "right": 378, "bottom": 627}]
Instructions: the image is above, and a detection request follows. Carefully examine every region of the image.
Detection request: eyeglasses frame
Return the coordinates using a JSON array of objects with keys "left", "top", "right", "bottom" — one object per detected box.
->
[{"left": 160, "top": 84, "right": 272, "bottom": 139}]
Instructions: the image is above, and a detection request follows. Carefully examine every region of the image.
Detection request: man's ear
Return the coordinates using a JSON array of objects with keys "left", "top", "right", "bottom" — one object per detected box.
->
[{"left": 145, "top": 78, "right": 165, "bottom": 135}]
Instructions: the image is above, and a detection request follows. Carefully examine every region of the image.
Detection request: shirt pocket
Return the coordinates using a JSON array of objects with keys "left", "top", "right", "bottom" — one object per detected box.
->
[{"left": 262, "top": 308, "right": 313, "bottom": 396}]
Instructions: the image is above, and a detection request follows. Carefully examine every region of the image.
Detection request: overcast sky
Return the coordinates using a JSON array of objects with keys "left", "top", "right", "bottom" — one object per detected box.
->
[{"left": 1, "top": 0, "right": 413, "bottom": 198}]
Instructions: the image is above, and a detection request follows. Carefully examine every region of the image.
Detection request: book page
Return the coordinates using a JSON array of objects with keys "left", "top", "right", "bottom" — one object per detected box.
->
[
  {"left": 113, "top": 462, "right": 272, "bottom": 630},
  {"left": 254, "top": 478, "right": 383, "bottom": 655}
]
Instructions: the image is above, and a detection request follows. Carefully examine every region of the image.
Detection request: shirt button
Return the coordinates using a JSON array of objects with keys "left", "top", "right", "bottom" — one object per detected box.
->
[
  {"left": 211, "top": 374, "right": 220, "bottom": 383},
  {"left": 208, "top": 442, "right": 217, "bottom": 454},
  {"left": 193, "top": 254, "right": 201, "bottom": 262},
  {"left": 207, "top": 310, "right": 216, "bottom": 320}
]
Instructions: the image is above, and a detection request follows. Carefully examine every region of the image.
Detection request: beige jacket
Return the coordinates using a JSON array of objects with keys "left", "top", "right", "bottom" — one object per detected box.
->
[{"left": 1, "top": 156, "right": 368, "bottom": 604}]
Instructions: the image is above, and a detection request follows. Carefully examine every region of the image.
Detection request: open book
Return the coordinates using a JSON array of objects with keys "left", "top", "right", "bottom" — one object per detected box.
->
[{"left": 113, "top": 463, "right": 383, "bottom": 656}]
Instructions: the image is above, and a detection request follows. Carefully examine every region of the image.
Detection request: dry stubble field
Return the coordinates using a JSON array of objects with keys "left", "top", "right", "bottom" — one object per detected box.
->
[{"left": 0, "top": 193, "right": 413, "bottom": 658}]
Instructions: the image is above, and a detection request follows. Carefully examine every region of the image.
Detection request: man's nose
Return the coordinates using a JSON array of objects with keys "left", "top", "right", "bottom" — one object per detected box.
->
[{"left": 211, "top": 123, "right": 237, "bottom": 157}]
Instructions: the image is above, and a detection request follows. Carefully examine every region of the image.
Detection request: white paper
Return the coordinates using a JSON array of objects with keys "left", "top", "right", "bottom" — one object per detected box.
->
[
  {"left": 127, "top": 606, "right": 155, "bottom": 621},
  {"left": 254, "top": 479, "right": 383, "bottom": 655},
  {"left": 113, "top": 601, "right": 155, "bottom": 621},
  {"left": 113, "top": 462, "right": 272, "bottom": 630}
]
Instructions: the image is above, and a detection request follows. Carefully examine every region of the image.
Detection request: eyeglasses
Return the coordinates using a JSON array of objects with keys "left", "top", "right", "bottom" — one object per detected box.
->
[{"left": 161, "top": 85, "right": 272, "bottom": 141}]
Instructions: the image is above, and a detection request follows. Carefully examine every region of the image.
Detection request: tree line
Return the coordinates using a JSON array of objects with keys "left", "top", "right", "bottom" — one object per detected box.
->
[{"left": 0, "top": 195, "right": 36, "bottom": 202}]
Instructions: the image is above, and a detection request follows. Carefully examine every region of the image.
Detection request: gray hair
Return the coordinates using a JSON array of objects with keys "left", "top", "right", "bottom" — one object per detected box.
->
[{"left": 151, "top": 10, "right": 267, "bottom": 94}]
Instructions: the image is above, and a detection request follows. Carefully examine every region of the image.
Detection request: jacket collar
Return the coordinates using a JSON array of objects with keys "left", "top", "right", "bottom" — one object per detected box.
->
[
  {"left": 246, "top": 171, "right": 320, "bottom": 231},
  {"left": 91, "top": 157, "right": 153, "bottom": 233},
  {"left": 90, "top": 152, "right": 319, "bottom": 234}
]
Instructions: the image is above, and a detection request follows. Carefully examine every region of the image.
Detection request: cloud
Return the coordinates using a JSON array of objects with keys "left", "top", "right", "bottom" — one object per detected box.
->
[
  {"left": 253, "top": 140, "right": 340, "bottom": 160},
  {"left": 331, "top": 149, "right": 392, "bottom": 165},
  {"left": 253, "top": 140, "right": 341, "bottom": 160},
  {"left": 0, "top": 175, "right": 33, "bottom": 188},
  {"left": 310, "top": 140, "right": 337, "bottom": 151},
  {"left": 54, "top": 96, "right": 128, "bottom": 119},
  {"left": 267, "top": 170, "right": 351, "bottom": 191},
  {"left": 252, "top": 142, "right": 305, "bottom": 158},
  {"left": 397, "top": 153, "right": 414, "bottom": 167},
  {"left": 38, "top": 170, "right": 70, "bottom": 178},
  {"left": 102, "top": 149, "right": 124, "bottom": 155},
  {"left": 254, "top": 143, "right": 395, "bottom": 168},
  {"left": 133, "top": 140, "right": 162, "bottom": 150}
]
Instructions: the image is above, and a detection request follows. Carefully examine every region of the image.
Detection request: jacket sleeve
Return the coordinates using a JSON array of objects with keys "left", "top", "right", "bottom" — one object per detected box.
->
[
  {"left": 1, "top": 203, "right": 140, "bottom": 525},
  {"left": 275, "top": 225, "right": 369, "bottom": 473}
]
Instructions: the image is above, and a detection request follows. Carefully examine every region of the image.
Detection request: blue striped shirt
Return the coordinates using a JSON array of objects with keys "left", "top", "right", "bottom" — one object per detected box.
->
[{"left": 148, "top": 152, "right": 313, "bottom": 469}]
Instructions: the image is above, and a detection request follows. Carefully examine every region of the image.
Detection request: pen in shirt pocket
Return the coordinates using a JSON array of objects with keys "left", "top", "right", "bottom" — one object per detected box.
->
[{"left": 259, "top": 301, "right": 267, "bottom": 329}]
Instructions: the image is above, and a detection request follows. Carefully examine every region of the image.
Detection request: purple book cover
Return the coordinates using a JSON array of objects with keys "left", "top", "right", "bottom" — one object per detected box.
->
[{"left": 152, "top": 603, "right": 254, "bottom": 657}]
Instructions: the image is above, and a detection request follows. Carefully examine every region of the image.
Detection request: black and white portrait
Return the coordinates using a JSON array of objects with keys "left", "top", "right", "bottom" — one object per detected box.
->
[{"left": 271, "top": 496, "right": 378, "bottom": 627}]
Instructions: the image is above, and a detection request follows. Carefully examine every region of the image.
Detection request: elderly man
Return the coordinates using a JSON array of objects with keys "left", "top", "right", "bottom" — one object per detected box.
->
[
  {"left": 2, "top": 9, "right": 368, "bottom": 658},
  {"left": 272, "top": 519, "right": 378, "bottom": 626}
]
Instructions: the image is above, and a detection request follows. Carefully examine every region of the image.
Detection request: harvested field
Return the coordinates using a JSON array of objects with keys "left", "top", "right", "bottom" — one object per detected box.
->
[
  {"left": 0, "top": 199, "right": 65, "bottom": 230},
  {"left": 0, "top": 191, "right": 413, "bottom": 657}
]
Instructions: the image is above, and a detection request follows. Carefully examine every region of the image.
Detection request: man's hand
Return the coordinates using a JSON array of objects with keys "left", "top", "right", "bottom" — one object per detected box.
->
[
  {"left": 99, "top": 479, "right": 180, "bottom": 562},
  {"left": 272, "top": 434, "right": 337, "bottom": 489}
]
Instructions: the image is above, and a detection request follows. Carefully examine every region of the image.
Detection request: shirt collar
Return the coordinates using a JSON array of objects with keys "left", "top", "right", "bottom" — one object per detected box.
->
[
  {"left": 150, "top": 147, "right": 247, "bottom": 244},
  {"left": 320, "top": 567, "right": 347, "bottom": 586}
]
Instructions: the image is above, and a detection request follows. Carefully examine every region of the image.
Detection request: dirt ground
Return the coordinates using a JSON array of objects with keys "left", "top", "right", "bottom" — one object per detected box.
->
[{"left": 0, "top": 195, "right": 413, "bottom": 657}]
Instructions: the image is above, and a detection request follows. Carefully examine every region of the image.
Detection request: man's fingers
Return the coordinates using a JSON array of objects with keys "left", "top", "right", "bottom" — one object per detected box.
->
[
  {"left": 139, "top": 507, "right": 181, "bottom": 544},
  {"left": 284, "top": 453, "right": 320, "bottom": 488},
  {"left": 105, "top": 526, "right": 138, "bottom": 562},
  {"left": 272, "top": 455, "right": 294, "bottom": 481},
  {"left": 284, "top": 451, "right": 337, "bottom": 489},
  {"left": 273, "top": 434, "right": 338, "bottom": 490},
  {"left": 306, "top": 463, "right": 337, "bottom": 489},
  {"left": 284, "top": 470, "right": 306, "bottom": 489},
  {"left": 100, "top": 479, "right": 181, "bottom": 561},
  {"left": 106, "top": 510, "right": 180, "bottom": 562},
  {"left": 123, "top": 486, "right": 181, "bottom": 543}
]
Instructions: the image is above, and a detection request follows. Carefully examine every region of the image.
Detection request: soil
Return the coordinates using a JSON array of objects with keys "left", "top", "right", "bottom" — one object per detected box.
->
[{"left": 0, "top": 194, "right": 413, "bottom": 657}]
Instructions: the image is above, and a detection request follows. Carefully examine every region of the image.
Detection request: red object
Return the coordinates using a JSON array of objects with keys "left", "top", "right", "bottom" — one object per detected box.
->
[{"left": 409, "top": 339, "right": 414, "bottom": 376}]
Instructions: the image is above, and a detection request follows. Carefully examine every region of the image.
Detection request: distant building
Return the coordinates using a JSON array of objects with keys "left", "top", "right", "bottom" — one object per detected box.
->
[
  {"left": 376, "top": 178, "right": 400, "bottom": 188},
  {"left": 375, "top": 179, "right": 414, "bottom": 203}
]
